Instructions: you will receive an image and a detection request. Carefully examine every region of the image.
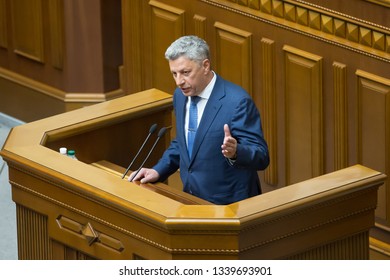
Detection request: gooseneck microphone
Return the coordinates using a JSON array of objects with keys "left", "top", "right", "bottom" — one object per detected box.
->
[
  {"left": 129, "top": 127, "right": 167, "bottom": 182},
  {"left": 121, "top": 123, "right": 158, "bottom": 179}
]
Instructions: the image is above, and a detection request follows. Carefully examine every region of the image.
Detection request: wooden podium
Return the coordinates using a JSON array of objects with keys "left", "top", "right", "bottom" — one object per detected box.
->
[{"left": 0, "top": 89, "right": 386, "bottom": 259}]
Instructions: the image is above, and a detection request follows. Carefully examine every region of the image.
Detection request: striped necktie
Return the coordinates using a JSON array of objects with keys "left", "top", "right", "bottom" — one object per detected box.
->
[{"left": 187, "top": 96, "right": 201, "bottom": 158}]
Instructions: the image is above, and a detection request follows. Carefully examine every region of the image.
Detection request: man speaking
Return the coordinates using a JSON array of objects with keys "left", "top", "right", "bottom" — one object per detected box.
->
[{"left": 130, "top": 35, "right": 269, "bottom": 205}]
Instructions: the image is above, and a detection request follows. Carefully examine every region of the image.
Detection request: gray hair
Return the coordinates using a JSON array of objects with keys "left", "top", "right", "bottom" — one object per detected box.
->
[{"left": 165, "top": 35, "right": 210, "bottom": 64}]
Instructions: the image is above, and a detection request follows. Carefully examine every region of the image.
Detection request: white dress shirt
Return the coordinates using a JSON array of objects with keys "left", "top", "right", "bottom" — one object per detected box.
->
[{"left": 185, "top": 71, "right": 217, "bottom": 145}]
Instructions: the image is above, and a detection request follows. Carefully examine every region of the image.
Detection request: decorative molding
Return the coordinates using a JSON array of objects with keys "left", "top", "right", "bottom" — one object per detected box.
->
[
  {"left": 193, "top": 14, "right": 207, "bottom": 39},
  {"left": 356, "top": 69, "right": 390, "bottom": 228},
  {"left": 370, "top": 237, "right": 390, "bottom": 258},
  {"left": 149, "top": 0, "right": 185, "bottom": 91},
  {"left": 283, "top": 45, "right": 323, "bottom": 185},
  {"left": 242, "top": 206, "right": 374, "bottom": 254},
  {"left": 121, "top": 0, "right": 144, "bottom": 93},
  {"left": 0, "top": 67, "right": 124, "bottom": 103},
  {"left": 288, "top": 232, "right": 369, "bottom": 260},
  {"left": 48, "top": 0, "right": 64, "bottom": 69},
  {"left": 10, "top": 179, "right": 240, "bottom": 255},
  {"left": 364, "top": 0, "right": 390, "bottom": 8},
  {"left": 16, "top": 205, "right": 49, "bottom": 259},
  {"left": 214, "top": 21, "right": 252, "bottom": 94},
  {"left": 10, "top": 0, "right": 45, "bottom": 63},
  {"left": 261, "top": 38, "right": 277, "bottom": 185},
  {"left": 56, "top": 215, "right": 125, "bottom": 251},
  {"left": 333, "top": 62, "right": 348, "bottom": 170},
  {"left": 201, "top": 0, "right": 390, "bottom": 62},
  {"left": 10, "top": 168, "right": 378, "bottom": 257}
]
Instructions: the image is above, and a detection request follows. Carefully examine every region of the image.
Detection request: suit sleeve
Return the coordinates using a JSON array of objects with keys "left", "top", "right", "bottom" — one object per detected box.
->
[
  {"left": 230, "top": 97, "right": 269, "bottom": 170},
  {"left": 152, "top": 137, "right": 180, "bottom": 182},
  {"left": 152, "top": 91, "right": 181, "bottom": 182}
]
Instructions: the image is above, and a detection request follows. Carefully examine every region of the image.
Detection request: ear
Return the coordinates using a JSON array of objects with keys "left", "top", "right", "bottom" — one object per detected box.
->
[{"left": 202, "top": 59, "right": 211, "bottom": 72}]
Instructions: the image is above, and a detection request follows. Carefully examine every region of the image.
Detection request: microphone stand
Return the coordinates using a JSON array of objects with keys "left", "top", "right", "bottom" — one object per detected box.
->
[
  {"left": 129, "top": 127, "right": 167, "bottom": 182},
  {"left": 121, "top": 123, "right": 157, "bottom": 179}
]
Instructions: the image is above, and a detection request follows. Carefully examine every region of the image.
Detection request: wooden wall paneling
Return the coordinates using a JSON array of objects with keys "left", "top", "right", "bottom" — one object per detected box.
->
[
  {"left": 202, "top": 0, "right": 390, "bottom": 61},
  {"left": 283, "top": 45, "right": 323, "bottom": 185},
  {"left": 333, "top": 62, "right": 348, "bottom": 170},
  {"left": 2, "top": 0, "right": 124, "bottom": 122},
  {"left": 149, "top": 0, "right": 185, "bottom": 94},
  {"left": 261, "top": 38, "right": 277, "bottom": 186},
  {"left": 387, "top": 35, "right": 390, "bottom": 54},
  {"left": 48, "top": 0, "right": 64, "bottom": 69},
  {"left": 51, "top": 241, "right": 95, "bottom": 260},
  {"left": 0, "top": 0, "right": 7, "bottom": 49},
  {"left": 364, "top": 0, "right": 390, "bottom": 8},
  {"left": 121, "top": 0, "right": 145, "bottom": 93},
  {"left": 51, "top": 240, "right": 95, "bottom": 260},
  {"left": 214, "top": 22, "right": 252, "bottom": 95},
  {"left": 0, "top": 67, "right": 67, "bottom": 122},
  {"left": 357, "top": 70, "right": 390, "bottom": 229},
  {"left": 16, "top": 205, "right": 49, "bottom": 260},
  {"left": 10, "top": 0, "right": 44, "bottom": 62},
  {"left": 62, "top": 0, "right": 105, "bottom": 94},
  {"left": 193, "top": 14, "right": 207, "bottom": 39},
  {"left": 1, "top": 0, "right": 125, "bottom": 122},
  {"left": 287, "top": 232, "right": 370, "bottom": 260},
  {"left": 99, "top": 0, "right": 123, "bottom": 93},
  {"left": 51, "top": 239, "right": 66, "bottom": 260}
]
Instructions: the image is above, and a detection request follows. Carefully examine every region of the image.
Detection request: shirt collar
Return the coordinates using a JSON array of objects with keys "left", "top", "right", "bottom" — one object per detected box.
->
[{"left": 197, "top": 71, "right": 216, "bottom": 100}]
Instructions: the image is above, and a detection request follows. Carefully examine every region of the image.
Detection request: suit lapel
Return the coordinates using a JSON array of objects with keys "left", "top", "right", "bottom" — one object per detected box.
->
[
  {"left": 190, "top": 75, "right": 225, "bottom": 163},
  {"left": 175, "top": 91, "right": 191, "bottom": 163}
]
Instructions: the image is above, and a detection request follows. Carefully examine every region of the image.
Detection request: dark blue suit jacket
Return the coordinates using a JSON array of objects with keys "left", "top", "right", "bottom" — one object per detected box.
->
[{"left": 153, "top": 74, "right": 269, "bottom": 204}]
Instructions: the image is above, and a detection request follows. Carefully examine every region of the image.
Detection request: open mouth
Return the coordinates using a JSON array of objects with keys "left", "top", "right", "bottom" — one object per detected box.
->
[{"left": 181, "top": 87, "right": 191, "bottom": 94}]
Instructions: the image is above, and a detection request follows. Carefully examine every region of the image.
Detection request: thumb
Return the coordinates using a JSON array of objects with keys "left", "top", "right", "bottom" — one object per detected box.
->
[
  {"left": 224, "top": 124, "right": 231, "bottom": 137},
  {"left": 140, "top": 178, "right": 147, "bottom": 184}
]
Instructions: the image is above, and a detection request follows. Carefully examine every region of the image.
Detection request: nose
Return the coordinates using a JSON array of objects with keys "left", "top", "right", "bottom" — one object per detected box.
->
[{"left": 175, "top": 74, "right": 185, "bottom": 86}]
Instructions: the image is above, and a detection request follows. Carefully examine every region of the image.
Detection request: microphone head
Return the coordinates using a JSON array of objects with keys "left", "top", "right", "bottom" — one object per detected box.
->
[
  {"left": 149, "top": 123, "right": 158, "bottom": 134},
  {"left": 157, "top": 127, "right": 167, "bottom": 137}
]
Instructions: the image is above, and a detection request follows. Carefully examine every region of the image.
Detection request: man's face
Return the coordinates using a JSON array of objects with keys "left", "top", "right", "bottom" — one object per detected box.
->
[{"left": 169, "top": 56, "right": 211, "bottom": 97}]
